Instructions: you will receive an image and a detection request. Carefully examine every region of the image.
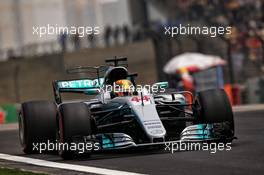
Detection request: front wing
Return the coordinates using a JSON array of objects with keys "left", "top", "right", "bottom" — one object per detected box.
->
[{"left": 74, "top": 123, "right": 235, "bottom": 152}]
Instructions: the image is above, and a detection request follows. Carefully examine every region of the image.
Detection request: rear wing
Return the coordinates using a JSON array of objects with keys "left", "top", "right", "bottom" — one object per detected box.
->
[{"left": 53, "top": 78, "right": 104, "bottom": 104}]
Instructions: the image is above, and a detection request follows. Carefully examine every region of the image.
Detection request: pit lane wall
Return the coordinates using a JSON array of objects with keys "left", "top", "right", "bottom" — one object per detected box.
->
[{"left": 0, "top": 40, "right": 156, "bottom": 104}]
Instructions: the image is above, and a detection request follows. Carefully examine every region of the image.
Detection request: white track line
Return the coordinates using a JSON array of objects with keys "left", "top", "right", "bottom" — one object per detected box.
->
[{"left": 0, "top": 153, "right": 146, "bottom": 175}]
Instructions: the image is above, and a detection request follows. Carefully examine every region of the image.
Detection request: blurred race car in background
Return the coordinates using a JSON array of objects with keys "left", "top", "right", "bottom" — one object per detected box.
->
[{"left": 18, "top": 57, "right": 235, "bottom": 159}]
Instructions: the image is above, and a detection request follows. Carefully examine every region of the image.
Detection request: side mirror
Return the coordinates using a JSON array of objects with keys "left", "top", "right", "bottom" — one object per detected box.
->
[
  {"left": 153, "top": 81, "right": 169, "bottom": 89},
  {"left": 152, "top": 81, "right": 169, "bottom": 93}
]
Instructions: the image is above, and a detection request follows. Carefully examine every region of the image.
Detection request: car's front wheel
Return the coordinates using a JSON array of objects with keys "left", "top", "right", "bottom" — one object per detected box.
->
[{"left": 194, "top": 89, "right": 234, "bottom": 138}]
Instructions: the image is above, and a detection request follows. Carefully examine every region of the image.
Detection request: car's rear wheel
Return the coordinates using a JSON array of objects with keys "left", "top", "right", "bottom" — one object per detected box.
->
[
  {"left": 58, "top": 102, "right": 94, "bottom": 159},
  {"left": 194, "top": 89, "right": 234, "bottom": 138},
  {"left": 19, "top": 101, "right": 57, "bottom": 154}
]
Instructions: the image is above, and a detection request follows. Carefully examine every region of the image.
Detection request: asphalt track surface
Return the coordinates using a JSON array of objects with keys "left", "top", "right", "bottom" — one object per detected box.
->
[{"left": 0, "top": 110, "right": 264, "bottom": 175}]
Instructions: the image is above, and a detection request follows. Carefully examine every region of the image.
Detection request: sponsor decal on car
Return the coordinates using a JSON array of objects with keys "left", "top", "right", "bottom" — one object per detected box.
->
[
  {"left": 58, "top": 78, "right": 104, "bottom": 89},
  {"left": 131, "top": 96, "right": 151, "bottom": 105}
]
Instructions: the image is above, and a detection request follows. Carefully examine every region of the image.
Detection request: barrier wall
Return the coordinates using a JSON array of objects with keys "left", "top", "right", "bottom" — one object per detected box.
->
[{"left": 0, "top": 104, "right": 18, "bottom": 124}]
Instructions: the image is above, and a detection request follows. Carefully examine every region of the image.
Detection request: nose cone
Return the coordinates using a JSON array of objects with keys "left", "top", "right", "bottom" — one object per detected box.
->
[{"left": 129, "top": 97, "right": 166, "bottom": 140}]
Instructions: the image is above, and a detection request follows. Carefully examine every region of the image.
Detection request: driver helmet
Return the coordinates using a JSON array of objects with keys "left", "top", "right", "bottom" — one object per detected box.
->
[{"left": 114, "top": 79, "right": 133, "bottom": 97}]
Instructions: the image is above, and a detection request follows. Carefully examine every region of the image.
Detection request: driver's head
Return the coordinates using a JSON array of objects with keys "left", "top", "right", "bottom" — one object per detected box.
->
[
  {"left": 115, "top": 79, "right": 132, "bottom": 90},
  {"left": 114, "top": 79, "right": 133, "bottom": 97}
]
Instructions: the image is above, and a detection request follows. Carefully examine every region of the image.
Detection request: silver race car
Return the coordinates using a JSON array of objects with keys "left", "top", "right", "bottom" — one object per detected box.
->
[{"left": 19, "top": 57, "right": 235, "bottom": 159}]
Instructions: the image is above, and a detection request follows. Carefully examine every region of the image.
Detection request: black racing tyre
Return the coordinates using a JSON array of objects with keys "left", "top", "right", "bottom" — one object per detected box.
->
[
  {"left": 58, "top": 102, "right": 93, "bottom": 160},
  {"left": 195, "top": 89, "right": 233, "bottom": 123},
  {"left": 19, "top": 101, "right": 57, "bottom": 154},
  {"left": 195, "top": 89, "right": 234, "bottom": 137}
]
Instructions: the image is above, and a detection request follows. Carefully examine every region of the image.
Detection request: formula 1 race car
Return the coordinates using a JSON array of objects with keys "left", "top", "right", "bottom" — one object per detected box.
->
[{"left": 18, "top": 57, "right": 235, "bottom": 159}]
